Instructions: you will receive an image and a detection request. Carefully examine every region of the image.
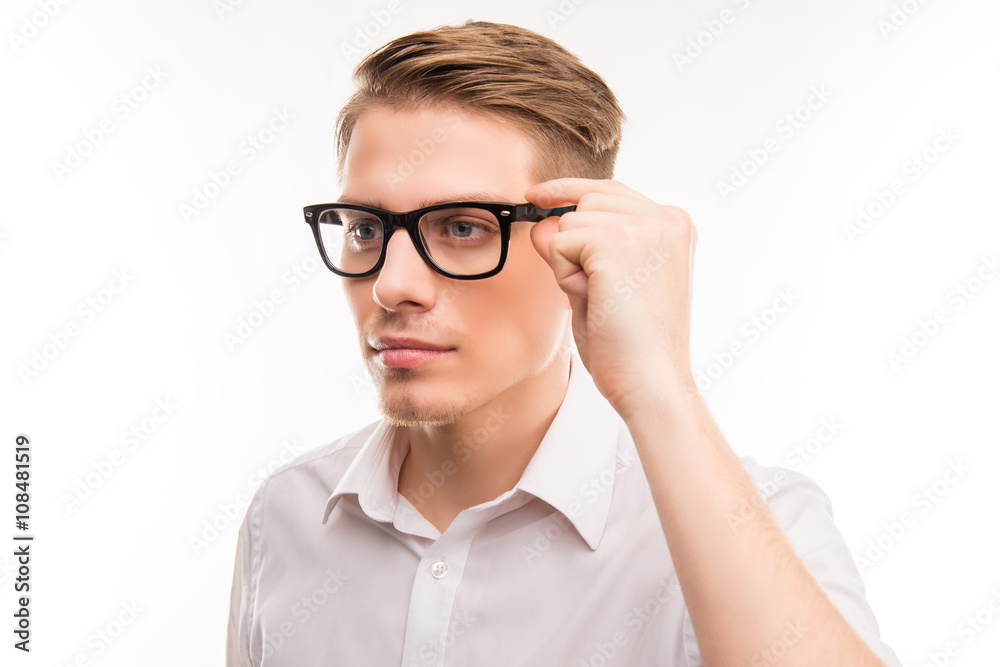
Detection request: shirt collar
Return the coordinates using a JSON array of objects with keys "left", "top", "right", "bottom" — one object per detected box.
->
[
  {"left": 513, "top": 350, "right": 624, "bottom": 550},
  {"left": 322, "top": 350, "right": 625, "bottom": 550},
  {"left": 321, "top": 417, "right": 407, "bottom": 525}
]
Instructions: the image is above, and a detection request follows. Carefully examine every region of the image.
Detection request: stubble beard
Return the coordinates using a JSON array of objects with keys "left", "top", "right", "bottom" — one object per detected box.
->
[{"left": 371, "top": 367, "right": 472, "bottom": 427}]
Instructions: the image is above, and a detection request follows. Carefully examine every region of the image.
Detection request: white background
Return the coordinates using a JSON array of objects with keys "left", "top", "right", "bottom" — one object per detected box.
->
[{"left": 2, "top": 0, "right": 999, "bottom": 665}]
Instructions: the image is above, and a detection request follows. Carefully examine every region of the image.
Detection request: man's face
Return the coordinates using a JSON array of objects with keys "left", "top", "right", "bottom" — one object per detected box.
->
[{"left": 339, "top": 105, "right": 572, "bottom": 426}]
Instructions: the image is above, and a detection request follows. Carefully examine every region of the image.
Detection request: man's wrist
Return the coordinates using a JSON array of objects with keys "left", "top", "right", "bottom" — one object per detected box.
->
[{"left": 616, "top": 370, "right": 702, "bottom": 426}]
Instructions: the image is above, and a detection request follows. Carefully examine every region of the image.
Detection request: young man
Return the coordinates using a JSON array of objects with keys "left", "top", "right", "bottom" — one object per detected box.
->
[{"left": 227, "top": 21, "right": 902, "bottom": 666}]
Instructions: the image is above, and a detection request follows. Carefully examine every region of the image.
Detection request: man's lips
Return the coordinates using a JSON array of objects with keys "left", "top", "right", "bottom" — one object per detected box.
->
[
  {"left": 369, "top": 337, "right": 456, "bottom": 368},
  {"left": 370, "top": 336, "right": 454, "bottom": 352}
]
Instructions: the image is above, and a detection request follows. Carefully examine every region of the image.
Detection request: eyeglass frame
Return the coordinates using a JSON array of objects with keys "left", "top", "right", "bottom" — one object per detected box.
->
[{"left": 302, "top": 201, "right": 577, "bottom": 280}]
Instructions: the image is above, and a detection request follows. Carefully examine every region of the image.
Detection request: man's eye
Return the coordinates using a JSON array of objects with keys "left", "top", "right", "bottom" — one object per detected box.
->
[
  {"left": 349, "top": 222, "right": 380, "bottom": 240},
  {"left": 443, "top": 218, "right": 493, "bottom": 239}
]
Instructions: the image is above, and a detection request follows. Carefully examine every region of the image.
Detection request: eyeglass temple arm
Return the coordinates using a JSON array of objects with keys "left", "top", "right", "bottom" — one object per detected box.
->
[{"left": 513, "top": 204, "right": 576, "bottom": 222}]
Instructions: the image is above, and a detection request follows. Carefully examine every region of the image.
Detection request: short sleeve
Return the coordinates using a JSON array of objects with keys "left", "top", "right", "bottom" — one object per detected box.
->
[
  {"left": 681, "top": 458, "right": 903, "bottom": 667},
  {"left": 226, "top": 492, "right": 259, "bottom": 667}
]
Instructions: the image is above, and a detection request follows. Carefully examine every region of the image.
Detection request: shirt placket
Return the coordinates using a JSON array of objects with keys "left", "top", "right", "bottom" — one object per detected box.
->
[{"left": 398, "top": 510, "right": 480, "bottom": 667}]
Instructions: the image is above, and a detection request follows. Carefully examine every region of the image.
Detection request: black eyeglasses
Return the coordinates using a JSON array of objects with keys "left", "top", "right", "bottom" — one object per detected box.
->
[{"left": 302, "top": 201, "right": 576, "bottom": 279}]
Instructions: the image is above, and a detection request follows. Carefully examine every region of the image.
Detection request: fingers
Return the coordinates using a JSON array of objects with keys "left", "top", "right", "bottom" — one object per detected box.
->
[
  {"left": 529, "top": 217, "right": 589, "bottom": 298},
  {"left": 529, "top": 216, "right": 558, "bottom": 268},
  {"left": 525, "top": 178, "right": 658, "bottom": 208}
]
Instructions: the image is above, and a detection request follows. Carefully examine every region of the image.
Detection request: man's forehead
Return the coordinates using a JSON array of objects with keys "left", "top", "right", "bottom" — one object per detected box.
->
[{"left": 336, "top": 189, "right": 515, "bottom": 210}]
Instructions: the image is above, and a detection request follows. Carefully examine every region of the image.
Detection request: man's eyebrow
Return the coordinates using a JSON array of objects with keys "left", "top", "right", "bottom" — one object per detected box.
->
[{"left": 335, "top": 191, "right": 513, "bottom": 210}]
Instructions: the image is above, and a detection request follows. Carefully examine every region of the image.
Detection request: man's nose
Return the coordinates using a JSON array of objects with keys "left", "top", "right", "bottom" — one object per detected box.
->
[{"left": 372, "top": 227, "right": 437, "bottom": 311}]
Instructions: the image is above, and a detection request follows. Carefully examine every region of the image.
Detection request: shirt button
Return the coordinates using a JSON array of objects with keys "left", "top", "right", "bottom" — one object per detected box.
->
[{"left": 430, "top": 561, "right": 448, "bottom": 579}]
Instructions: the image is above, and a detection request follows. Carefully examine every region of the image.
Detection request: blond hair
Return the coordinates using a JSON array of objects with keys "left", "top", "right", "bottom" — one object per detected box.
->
[{"left": 334, "top": 20, "right": 626, "bottom": 185}]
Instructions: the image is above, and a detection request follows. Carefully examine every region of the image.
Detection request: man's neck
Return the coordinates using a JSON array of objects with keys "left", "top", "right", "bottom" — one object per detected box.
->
[{"left": 397, "top": 352, "right": 572, "bottom": 534}]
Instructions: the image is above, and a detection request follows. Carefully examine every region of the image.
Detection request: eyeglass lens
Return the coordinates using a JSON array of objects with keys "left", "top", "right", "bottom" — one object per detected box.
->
[{"left": 316, "top": 206, "right": 503, "bottom": 276}]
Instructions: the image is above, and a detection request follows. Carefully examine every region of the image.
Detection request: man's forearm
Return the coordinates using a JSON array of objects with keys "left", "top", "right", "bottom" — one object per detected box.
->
[{"left": 622, "top": 386, "right": 886, "bottom": 666}]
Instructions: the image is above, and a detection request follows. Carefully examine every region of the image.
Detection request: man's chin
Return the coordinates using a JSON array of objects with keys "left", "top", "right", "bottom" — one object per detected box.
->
[{"left": 375, "top": 391, "right": 468, "bottom": 428}]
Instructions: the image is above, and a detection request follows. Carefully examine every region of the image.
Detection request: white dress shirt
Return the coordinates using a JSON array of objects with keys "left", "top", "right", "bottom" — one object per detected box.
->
[{"left": 227, "top": 350, "right": 902, "bottom": 666}]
